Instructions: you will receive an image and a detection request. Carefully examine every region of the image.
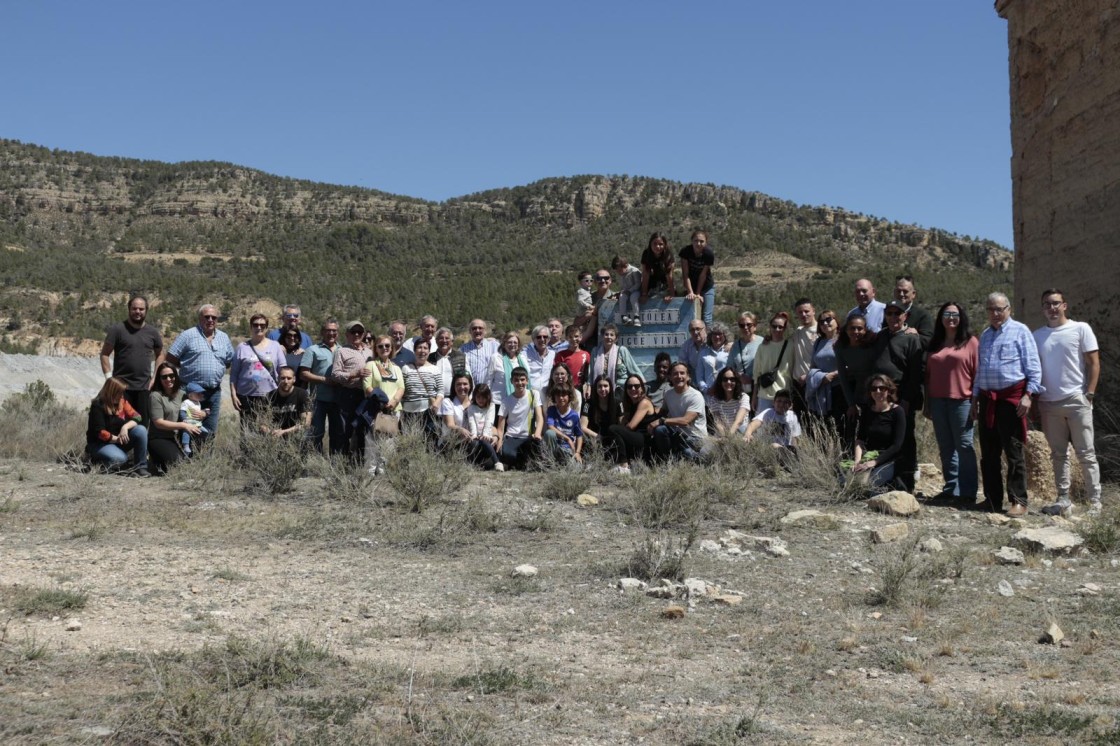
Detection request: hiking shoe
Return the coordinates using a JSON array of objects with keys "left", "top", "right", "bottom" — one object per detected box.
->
[
  {"left": 1088, "top": 500, "right": 1102, "bottom": 517},
  {"left": 632, "top": 317, "right": 642, "bottom": 328},
  {"left": 494, "top": 462, "right": 505, "bottom": 472},
  {"left": 129, "top": 467, "right": 151, "bottom": 478},
  {"left": 1040, "top": 502, "right": 1073, "bottom": 518},
  {"left": 614, "top": 464, "right": 631, "bottom": 474},
  {"left": 1006, "top": 503, "right": 1028, "bottom": 517}
]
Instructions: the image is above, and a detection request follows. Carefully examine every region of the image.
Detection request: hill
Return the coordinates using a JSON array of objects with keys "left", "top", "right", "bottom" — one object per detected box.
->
[{"left": 0, "top": 138, "right": 1012, "bottom": 348}]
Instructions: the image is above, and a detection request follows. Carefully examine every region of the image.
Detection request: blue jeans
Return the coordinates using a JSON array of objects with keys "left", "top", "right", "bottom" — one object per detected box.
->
[
  {"left": 700, "top": 286, "right": 715, "bottom": 326},
  {"left": 89, "top": 425, "right": 149, "bottom": 470},
  {"left": 928, "top": 397, "right": 977, "bottom": 498},
  {"left": 652, "top": 425, "right": 704, "bottom": 462},
  {"left": 197, "top": 387, "right": 222, "bottom": 442},
  {"left": 310, "top": 399, "right": 345, "bottom": 455},
  {"left": 500, "top": 435, "right": 540, "bottom": 470}
]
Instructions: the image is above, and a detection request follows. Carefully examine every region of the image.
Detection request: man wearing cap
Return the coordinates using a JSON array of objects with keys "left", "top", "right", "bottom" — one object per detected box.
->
[
  {"left": 330, "top": 321, "right": 372, "bottom": 458},
  {"left": 100, "top": 294, "right": 162, "bottom": 427},
  {"left": 1033, "top": 289, "right": 1102, "bottom": 517},
  {"left": 164, "top": 304, "right": 234, "bottom": 441},
  {"left": 299, "top": 318, "right": 343, "bottom": 455},
  {"left": 873, "top": 301, "right": 925, "bottom": 492},
  {"left": 849, "top": 278, "right": 887, "bottom": 333},
  {"left": 266, "top": 304, "right": 313, "bottom": 349},
  {"left": 893, "top": 276, "right": 934, "bottom": 348},
  {"left": 974, "top": 292, "right": 1042, "bottom": 517}
]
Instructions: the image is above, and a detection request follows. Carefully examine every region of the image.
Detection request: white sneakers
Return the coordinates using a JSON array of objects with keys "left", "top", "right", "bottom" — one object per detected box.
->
[{"left": 494, "top": 462, "right": 505, "bottom": 472}]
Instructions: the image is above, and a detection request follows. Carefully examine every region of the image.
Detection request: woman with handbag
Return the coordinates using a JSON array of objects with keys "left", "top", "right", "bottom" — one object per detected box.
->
[
  {"left": 230, "top": 313, "right": 287, "bottom": 429},
  {"left": 362, "top": 335, "right": 405, "bottom": 469},
  {"left": 749, "top": 312, "right": 792, "bottom": 413}
]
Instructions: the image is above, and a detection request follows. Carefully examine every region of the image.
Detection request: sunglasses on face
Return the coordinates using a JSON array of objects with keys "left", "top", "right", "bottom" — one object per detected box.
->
[
  {"left": 376, "top": 343, "right": 392, "bottom": 349},
  {"left": 722, "top": 377, "right": 737, "bottom": 383},
  {"left": 251, "top": 323, "right": 267, "bottom": 329},
  {"left": 625, "top": 383, "right": 643, "bottom": 390},
  {"left": 202, "top": 315, "right": 218, "bottom": 321},
  {"left": 595, "top": 277, "right": 611, "bottom": 283},
  {"left": 870, "top": 385, "right": 888, "bottom": 392},
  {"left": 942, "top": 312, "right": 960, "bottom": 319},
  {"left": 820, "top": 318, "right": 835, "bottom": 324},
  {"left": 159, "top": 373, "right": 177, "bottom": 380}
]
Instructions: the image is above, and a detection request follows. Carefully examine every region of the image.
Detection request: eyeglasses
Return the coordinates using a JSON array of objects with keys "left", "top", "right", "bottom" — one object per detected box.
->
[
  {"left": 625, "top": 383, "right": 643, "bottom": 390},
  {"left": 202, "top": 315, "right": 218, "bottom": 320},
  {"left": 159, "top": 373, "right": 177, "bottom": 380},
  {"left": 322, "top": 328, "right": 338, "bottom": 334},
  {"left": 376, "top": 343, "right": 392, "bottom": 349},
  {"left": 284, "top": 313, "right": 300, "bottom": 319},
  {"left": 819, "top": 318, "right": 835, "bottom": 324},
  {"left": 535, "top": 335, "right": 549, "bottom": 340},
  {"left": 770, "top": 324, "right": 786, "bottom": 331},
  {"left": 595, "top": 277, "right": 611, "bottom": 283},
  {"left": 1042, "top": 301, "right": 1064, "bottom": 308},
  {"left": 721, "top": 377, "right": 737, "bottom": 383},
  {"left": 987, "top": 306, "right": 1009, "bottom": 313},
  {"left": 870, "top": 385, "right": 888, "bottom": 392},
  {"left": 942, "top": 312, "right": 960, "bottom": 319},
  {"left": 251, "top": 323, "right": 267, "bottom": 329}
]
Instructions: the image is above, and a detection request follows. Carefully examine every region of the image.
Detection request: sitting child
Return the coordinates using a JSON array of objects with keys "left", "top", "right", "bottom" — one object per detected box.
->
[
  {"left": 180, "top": 382, "right": 211, "bottom": 455},
  {"left": 743, "top": 388, "right": 800, "bottom": 454},
  {"left": 544, "top": 385, "right": 584, "bottom": 463},
  {"left": 612, "top": 256, "right": 643, "bottom": 327}
]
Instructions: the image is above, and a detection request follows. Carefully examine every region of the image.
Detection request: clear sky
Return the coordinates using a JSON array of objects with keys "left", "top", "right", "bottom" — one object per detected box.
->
[{"left": 2, "top": 1, "right": 1013, "bottom": 247}]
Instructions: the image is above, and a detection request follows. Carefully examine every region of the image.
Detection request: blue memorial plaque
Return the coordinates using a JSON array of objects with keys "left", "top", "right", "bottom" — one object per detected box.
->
[{"left": 596, "top": 297, "right": 700, "bottom": 382}]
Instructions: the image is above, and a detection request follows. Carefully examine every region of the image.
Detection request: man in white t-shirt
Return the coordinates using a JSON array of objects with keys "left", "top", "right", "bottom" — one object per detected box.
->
[
  {"left": 648, "top": 362, "right": 708, "bottom": 461},
  {"left": 496, "top": 367, "right": 544, "bottom": 470},
  {"left": 744, "top": 389, "right": 801, "bottom": 451},
  {"left": 1033, "top": 289, "right": 1101, "bottom": 516}
]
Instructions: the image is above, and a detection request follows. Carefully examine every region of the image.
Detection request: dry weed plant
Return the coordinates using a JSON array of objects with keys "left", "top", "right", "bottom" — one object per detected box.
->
[
  {"left": 165, "top": 432, "right": 242, "bottom": 496},
  {"left": 381, "top": 427, "right": 468, "bottom": 513},
  {"left": 237, "top": 418, "right": 307, "bottom": 494},
  {"left": 0, "top": 381, "right": 86, "bottom": 462},
  {"left": 791, "top": 425, "right": 864, "bottom": 503},
  {"left": 624, "top": 529, "right": 696, "bottom": 581},
  {"left": 625, "top": 462, "right": 712, "bottom": 530},
  {"left": 309, "top": 453, "right": 377, "bottom": 503}
]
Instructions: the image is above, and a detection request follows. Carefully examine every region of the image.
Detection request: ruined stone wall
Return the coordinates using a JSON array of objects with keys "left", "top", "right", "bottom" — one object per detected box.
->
[{"left": 997, "top": 0, "right": 1120, "bottom": 370}]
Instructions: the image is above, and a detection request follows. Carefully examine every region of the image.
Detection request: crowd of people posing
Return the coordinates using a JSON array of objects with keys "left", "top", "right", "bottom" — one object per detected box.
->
[{"left": 89, "top": 244, "right": 1103, "bottom": 517}]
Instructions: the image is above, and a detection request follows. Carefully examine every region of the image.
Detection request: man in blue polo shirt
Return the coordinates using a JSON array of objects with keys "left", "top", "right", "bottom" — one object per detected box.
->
[
  {"left": 165, "top": 304, "right": 234, "bottom": 441},
  {"left": 298, "top": 318, "right": 343, "bottom": 455}
]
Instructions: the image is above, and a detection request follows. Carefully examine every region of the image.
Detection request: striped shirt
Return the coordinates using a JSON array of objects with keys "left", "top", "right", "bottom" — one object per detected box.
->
[
  {"left": 167, "top": 326, "right": 234, "bottom": 390},
  {"left": 401, "top": 363, "right": 443, "bottom": 413},
  {"left": 976, "top": 319, "right": 1042, "bottom": 395},
  {"left": 460, "top": 338, "right": 500, "bottom": 388}
]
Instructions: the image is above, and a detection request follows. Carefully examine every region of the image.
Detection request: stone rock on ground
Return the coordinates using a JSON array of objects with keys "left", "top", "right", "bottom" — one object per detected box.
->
[
  {"left": 576, "top": 493, "right": 599, "bottom": 507},
  {"left": 683, "top": 578, "right": 709, "bottom": 597},
  {"left": 998, "top": 580, "right": 1016, "bottom": 597},
  {"left": 919, "top": 538, "right": 944, "bottom": 553},
  {"left": 867, "top": 491, "right": 921, "bottom": 517},
  {"left": 871, "top": 523, "right": 910, "bottom": 543},
  {"left": 512, "top": 564, "right": 538, "bottom": 577},
  {"left": 1039, "top": 622, "right": 1064, "bottom": 645},
  {"left": 65, "top": 619, "right": 82, "bottom": 632},
  {"left": 699, "top": 539, "right": 721, "bottom": 553},
  {"left": 618, "top": 578, "right": 646, "bottom": 591},
  {"left": 1023, "top": 432, "right": 1085, "bottom": 501},
  {"left": 984, "top": 513, "right": 1011, "bottom": 526},
  {"left": 1012, "top": 526, "right": 1085, "bottom": 554},
  {"left": 993, "top": 546, "right": 1026, "bottom": 565},
  {"left": 915, "top": 462, "right": 943, "bottom": 497},
  {"left": 719, "top": 531, "right": 790, "bottom": 557},
  {"left": 661, "top": 606, "right": 686, "bottom": 619},
  {"left": 712, "top": 594, "right": 744, "bottom": 606},
  {"left": 780, "top": 509, "right": 841, "bottom": 528}
]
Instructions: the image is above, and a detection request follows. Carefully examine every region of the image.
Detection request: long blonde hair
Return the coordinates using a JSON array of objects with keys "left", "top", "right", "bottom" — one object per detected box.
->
[{"left": 96, "top": 377, "right": 127, "bottom": 413}]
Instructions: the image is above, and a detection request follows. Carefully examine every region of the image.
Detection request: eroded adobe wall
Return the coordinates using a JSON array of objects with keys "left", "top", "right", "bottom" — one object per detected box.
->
[{"left": 997, "top": 0, "right": 1120, "bottom": 365}]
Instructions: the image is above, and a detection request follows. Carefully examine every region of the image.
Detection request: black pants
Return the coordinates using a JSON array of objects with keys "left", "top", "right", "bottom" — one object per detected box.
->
[
  {"left": 978, "top": 396, "right": 1028, "bottom": 507},
  {"left": 895, "top": 399, "right": 920, "bottom": 493},
  {"left": 607, "top": 424, "right": 647, "bottom": 464},
  {"left": 336, "top": 389, "right": 364, "bottom": 460},
  {"left": 124, "top": 388, "right": 151, "bottom": 429},
  {"left": 148, "top": 437, "right": 184, "bottom": 475}
]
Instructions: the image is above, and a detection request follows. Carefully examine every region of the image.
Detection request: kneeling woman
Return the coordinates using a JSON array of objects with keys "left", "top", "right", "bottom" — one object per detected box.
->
[
  {"left": 148, "top": 362, "right": 201, "bottom": 474},
  {"left": 849, "top": 374, "right": 906, "bottom": 490},
  {"left": 441, "top": 373, "right": 501, "bottom": 470},
  {"left": 87, "top": 377, "right": 150, "bottom": 476}
]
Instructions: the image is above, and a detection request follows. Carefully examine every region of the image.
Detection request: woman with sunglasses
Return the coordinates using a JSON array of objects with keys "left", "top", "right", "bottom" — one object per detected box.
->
[
  {"left": 280, "top": 329, "right": 306, "bottom": 388},
  {"left": 148, "top": 362, "right": 200, "bottom": 474},
  {"left": 706, "top": 366, "right": 750, "bottom": 436},
  {"left": 849, "top": 374, "right": 906, "bottom": 490},
  {"left": 750, "top": 312, "right": 793, "bottom": 413},
  {"left": 361, "top": 334, "right": 405, "bottom": 470},
  {"left": 607, "top": 374, "right": 657, "bottom": 472},
  {"left": 230, "top": 313, "right": 287, "bottom": 429},
  {"left": 924, "top": 301, "right": 979, "bottom": 504},
  {"left": 728, "top": 311, "right": 764, "bottom": 400},
  {"left": 806, "top": 309, "right": 845, "bottom": 438}
]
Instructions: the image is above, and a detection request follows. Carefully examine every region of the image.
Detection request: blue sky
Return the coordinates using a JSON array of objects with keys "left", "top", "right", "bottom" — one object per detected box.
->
[{"left": 2, "top": 1, "right": 1013, "bottom": 246}]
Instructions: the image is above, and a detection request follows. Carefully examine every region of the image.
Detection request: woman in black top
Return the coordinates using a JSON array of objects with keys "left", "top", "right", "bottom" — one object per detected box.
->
[
  {"left": 850, "top": 374, "right": 906, "bottom": 490},
  {"left": 679, "top": 229, "right": 715, "bottom": 325},
  {"left": 640, "top": 232, "right": 676, "bottom": 304}
]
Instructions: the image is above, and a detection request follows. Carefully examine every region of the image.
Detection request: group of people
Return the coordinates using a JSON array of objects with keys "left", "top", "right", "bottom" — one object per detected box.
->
[{"left": 89, "top": 260, "right": 1103, "bottom": 518}]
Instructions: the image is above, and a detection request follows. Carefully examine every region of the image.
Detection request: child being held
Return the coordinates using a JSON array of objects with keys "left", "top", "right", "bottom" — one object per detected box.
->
[
  {"left": 180, "top": 382, "right": 211, "bottom": 455},
  {"left": 612, "top": 256, "right": 644, "bottom": 327},
  {"left": 544, "top": 385, "right": 584, "bottom": 463}
]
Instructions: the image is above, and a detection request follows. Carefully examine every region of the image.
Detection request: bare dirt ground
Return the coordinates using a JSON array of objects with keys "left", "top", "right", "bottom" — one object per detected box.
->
[{"left": 1, "top": 441, "right": 1118, "bottom": 745}]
